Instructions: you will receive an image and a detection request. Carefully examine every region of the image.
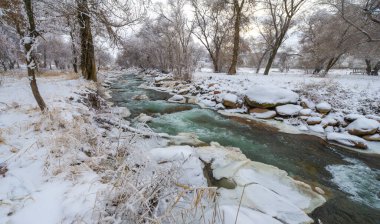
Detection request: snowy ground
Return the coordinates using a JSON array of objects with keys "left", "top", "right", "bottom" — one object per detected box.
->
[{"left": 0, "top": 71, "right": 326, "bottom": 223}]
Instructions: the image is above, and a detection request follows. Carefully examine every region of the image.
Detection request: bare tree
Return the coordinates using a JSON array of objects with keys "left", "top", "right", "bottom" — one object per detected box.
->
[
  {"left": 191, "top": 0, "right": 233, "bottom": 72},
  {"left": 329, "top": 0, "right": 380, "bottom": 42},
  {"left": 0, "top": 0, "right": 47, "bottom": 111},
  {"left": 260, "top": 0, "right": 306, "bottom": 75},
  {"left": 227, "top": 0, "right": 253, "bottom": 75}
]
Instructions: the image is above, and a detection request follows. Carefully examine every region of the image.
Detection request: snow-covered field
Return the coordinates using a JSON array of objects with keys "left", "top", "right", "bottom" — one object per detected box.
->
[{"left": 0, "top": 71, "right": 326, "bottom": 223}]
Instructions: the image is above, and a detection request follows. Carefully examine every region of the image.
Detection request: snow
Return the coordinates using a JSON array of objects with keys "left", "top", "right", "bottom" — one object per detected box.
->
[
  {"left": 245, "top": 86, "right": 299, "bottom": 108},
  {"left": 276, "top": 104, "right": 302, "bottom": 116}
]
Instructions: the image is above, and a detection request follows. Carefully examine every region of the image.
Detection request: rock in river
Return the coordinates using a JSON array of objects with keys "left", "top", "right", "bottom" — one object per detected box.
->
[
  {"left": 346, "top": 118, "right": 379, "bottom": 136},
  {"left": 276, "top": 104, "right": 302, "bottom": 117},
  {"left": 223, "top": 93, "right": 239, "bottom": 108},
  {"left": 250, "top": 108, "right": 277, "bottom": 119},
  {"left": 327, "top": 132, "right": 368, "bottom": 149},
  {"left": 245, "top": 86, "right": 299, "bottom": 109}
]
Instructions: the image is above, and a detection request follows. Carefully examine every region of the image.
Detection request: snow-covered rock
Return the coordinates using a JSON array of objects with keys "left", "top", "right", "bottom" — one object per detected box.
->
[
  {"left": 133, "top": 113, "right": 153, "bottom": 123},
  {"left": 215, "top": 103, "right": 225, "bottom": 110},
  {"left": 345, "top": 114, "right": 364, "bottom": 122},
  {"left": 300, "top": 108, "right": 313, "bottom": 116},
  {"left": 346, "top": 118, "right": 379, "bottom": 136},
  {"left": 178, "top": 87, "right": 191, "bottom": 95},
  {"left": 111, "top": 106, "right": 131, "bottom": 118},
  {"left": 300, "top": 98, "right": 316, "bottom": 110},
  {"left": 363, "top": 134, "right": 380, "bottom": 141},
  {"left": 327, "top": 133, "right": 368, "bottom": 149},
  {"left": 168, "top": 94, "right": 185, "bottom": 102},
  {"left": 316, "top": 102, "right": 331, "bottom": 114},
  {"left": 322, "top": 117, "right": 339, "bottom": 127},
  {"left": 200, "top": 99, "right": 217, "bottom": 108},
  {"left": 308, "top": 124, "right": 325, "bottom": 133},
  {"left": 222, "top": 93, "right": 239, "bottom": 108},
  {"left": 250, "top": 108, "right": 277, "bottom": 119},
  {"left": 132, "top": 94, "right": 149, "bottom": 100},
  {"left": 276, "top": 104, "right": 302, "bottom": 117},
  {"left": 306, "top": 117, "right": 322, "bottom": 125},
  {"left": 245, "top": 86, "right": 299, "bottom": 109}
]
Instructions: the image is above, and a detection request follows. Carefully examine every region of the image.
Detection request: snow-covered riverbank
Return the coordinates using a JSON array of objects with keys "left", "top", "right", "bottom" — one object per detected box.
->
[
  {"left": 0, "top": 71, "right": 328, "bottom": 223},
  {"left": 147, "top": 68, "right": 380, "bottom": 154}
]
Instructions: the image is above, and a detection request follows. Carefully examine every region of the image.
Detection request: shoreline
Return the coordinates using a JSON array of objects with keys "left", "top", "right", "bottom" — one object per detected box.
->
[{"left": 140, "top": 71, "right": 380, "bottom": 156}]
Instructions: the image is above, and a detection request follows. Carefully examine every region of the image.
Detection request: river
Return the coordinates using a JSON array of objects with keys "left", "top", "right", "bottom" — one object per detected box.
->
[{"left": 109, "top": 73, "right": 380, "bottom": 224}]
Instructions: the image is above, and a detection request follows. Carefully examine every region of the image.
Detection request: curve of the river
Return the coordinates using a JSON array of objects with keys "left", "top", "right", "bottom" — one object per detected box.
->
[{"left": 109, "top": 73, "right": 380, "bottom": 224}]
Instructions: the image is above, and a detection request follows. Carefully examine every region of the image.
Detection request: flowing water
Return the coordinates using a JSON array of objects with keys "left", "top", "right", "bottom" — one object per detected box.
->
[{"left": 110, "top": 74, "right": 380, "bottom": 224}]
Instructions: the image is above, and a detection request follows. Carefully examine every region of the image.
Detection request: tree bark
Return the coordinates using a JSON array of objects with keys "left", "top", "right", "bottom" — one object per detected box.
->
[
  {"left": 78, "top": 0, "right": 97, "bottom": 81},
  {"left": 228, "top": 0, "right": 243, "bottom": 75},
  {"left": 68, "top": 18, "right": 78, "bottom": 73},
  {"left": 264, "top": 45, "right": 279, "bottom": 75},
  {"left": 23, "top": 0, "right": 47, "bottom": 111}
]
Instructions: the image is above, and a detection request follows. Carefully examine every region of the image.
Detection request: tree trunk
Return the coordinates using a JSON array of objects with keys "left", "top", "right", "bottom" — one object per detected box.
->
[
  {"left": 228, "top": 1, "right": 242, "bottom": 75},
  {"left": 256, "top": 50, "right": 268, "bottom": 74},
  {"left": 371, "top": 61, "right": 380, "bottom": 76},
  {"left": 365, "top": 59, "right": 371, "bottom": 75},
  {"left": 78, "top": 0, "right": 97, "bottom": 81},
  {"left": 1, "top": 62, "right": 7, "bottom": 71},
  {"left": 68, "top": 18, "right": 78, "bottom": 73},
  {"left": 43, "top": 47, "right": 47, "bottom": 68},
  {"left": 23, "top": 0, "right": 47, "bottom": 111},
  {"left": 324, "top": 56, "right": 341, "bottom": 75},
  {"left": 264, "top": 46, "right": 279, "bottom": 75}
]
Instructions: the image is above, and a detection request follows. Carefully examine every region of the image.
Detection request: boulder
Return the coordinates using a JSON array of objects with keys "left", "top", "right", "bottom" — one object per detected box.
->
[
  {"left": 345, "top": 114, "right": 364, "bottom": 122},
  {"left": 327, "top": 133, "right": 368, "bottom": 149},
  {"left": 363, "top": 134, "right": 380, "bottom": 141},
  {"left": 132, "top": 94, "right": 149, "bottom": 100},
  {"left": 250, "top": 108, "right": 277, "bottom": 119},
  {"left": 134, "top": 113, "right": 153, "bottom": 123},
  {"left": 276, "top": 104, "right": 302, "bottom": 117},
  {"left": 245, "top": 86, "right": 299, "bottom": 109},
  {"left": 321, "top": 117, "right": 339, "bottom": 127},
  {"left": 316, "top": 102, "right": 331, "bottom": 114},
  {"left": 168, "top": 94, "right": 185, "bottom": 102},
  {"left": 300, "top": 109, "right": 313, "bottom": 116},
  {"left": 111, "top": 106, "right": 131, "bottom": 118},
  {"left": 222, "top": 93, "right": 239, "bottom": 108},
  {"left": 346, "top": 118, "right": 379, "bottom": 136},
  {"left": 300, "top": 98, "right": 316, "bottom": 109},
  {"left": 178, "top": 87, "right": 191, "bottom": 95},
  {"left": 366, "top": 115, "right": 380, "bottom": 123},
  {"left": 307, "top": 117, "right": 322, "bottom": 125}
]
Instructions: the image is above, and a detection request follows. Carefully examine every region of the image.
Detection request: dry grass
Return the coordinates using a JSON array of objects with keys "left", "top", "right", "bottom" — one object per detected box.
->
[{"left": 38, "top": 70, "right": 80, "bottom": 80}]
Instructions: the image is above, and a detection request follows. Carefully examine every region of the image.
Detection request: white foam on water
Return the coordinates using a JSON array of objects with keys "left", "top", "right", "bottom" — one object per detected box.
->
[{"left": 326, "top": 157, "right": 380, "bottom": 209}]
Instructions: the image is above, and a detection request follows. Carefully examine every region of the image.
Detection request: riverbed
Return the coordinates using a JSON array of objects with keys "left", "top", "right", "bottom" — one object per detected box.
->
[{"left": 109, "top": 73, "right": 380, "bottom": 224}]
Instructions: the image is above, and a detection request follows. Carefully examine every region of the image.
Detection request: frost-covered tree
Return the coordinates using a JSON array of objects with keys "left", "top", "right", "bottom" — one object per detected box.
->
[{"left": 0, "top": 0, "right": 47, "bottom": 111}]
